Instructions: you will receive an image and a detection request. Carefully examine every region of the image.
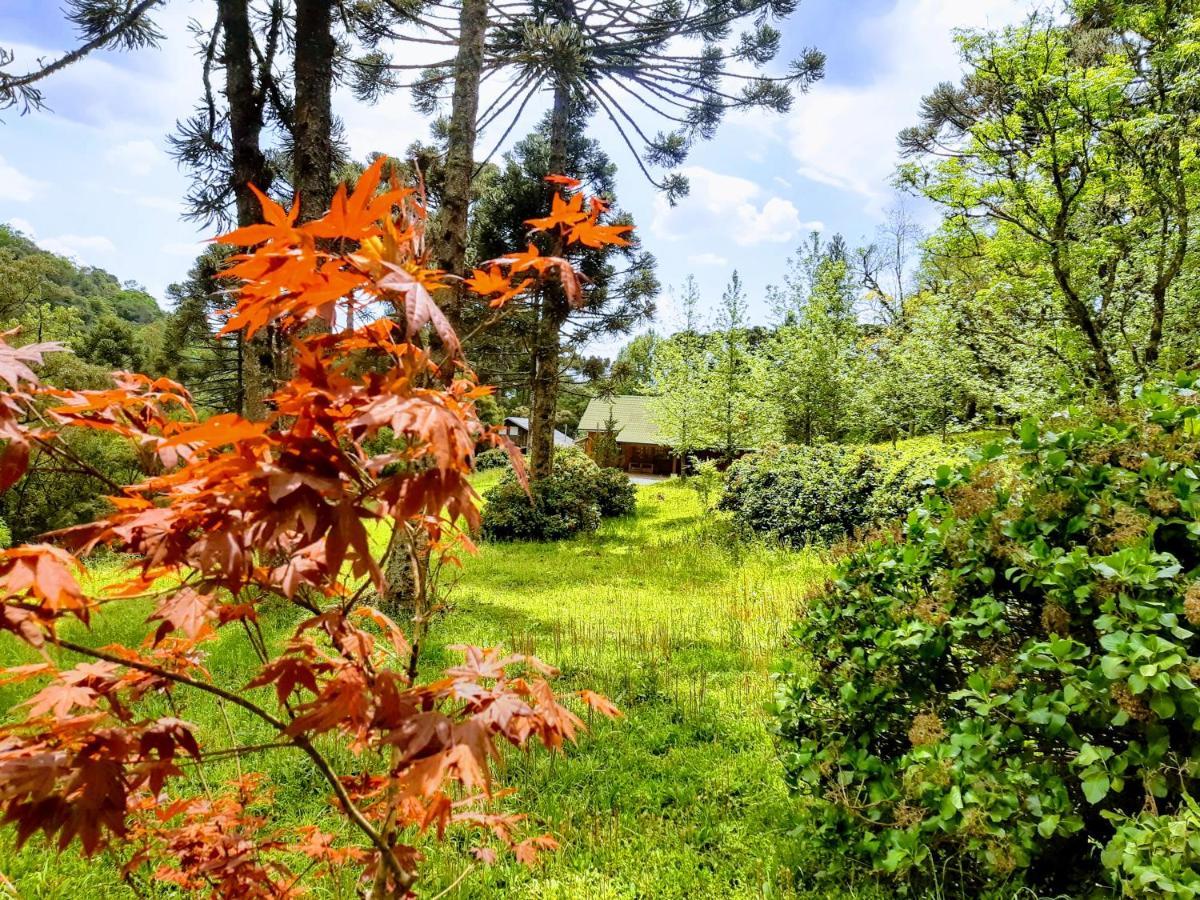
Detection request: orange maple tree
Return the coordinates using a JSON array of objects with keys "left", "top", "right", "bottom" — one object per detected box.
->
[{"left": 0, "top": 160, "right": 623, "bottom": 898}]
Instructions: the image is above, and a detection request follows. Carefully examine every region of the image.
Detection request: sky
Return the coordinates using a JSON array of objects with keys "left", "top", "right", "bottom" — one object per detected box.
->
[{"left": 0, "top": 0, "right": 1032, "bottom": 352}]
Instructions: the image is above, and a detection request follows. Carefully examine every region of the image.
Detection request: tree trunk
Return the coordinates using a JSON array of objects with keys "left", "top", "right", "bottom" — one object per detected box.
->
[
  {"left": 1049, "top": 245, "right": 1119, "bottom": 405},
  {"left": 221, "top": 0, "right": 272, "bottom": 227},
  {"left": 219, "top": 0, "right": 274, "bottom": 420},
  {"left": 526, "top": 81, "right": 573, "bottom": 481},
  {"left": 293, "top": 0, "right": 335, "bottom": 224},
  {"left": 436, "top": 0, "right": 489, "bottom": 326}
]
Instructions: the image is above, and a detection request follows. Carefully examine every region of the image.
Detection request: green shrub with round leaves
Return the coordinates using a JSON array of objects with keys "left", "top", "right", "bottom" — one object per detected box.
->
[
  {"left": 479, "top": 475, "right": 601, "bottom": 542},
  {"left": 721, "top": 442, "right": 964, "bottom": 547},
  {"left": 480, "top": 446, "right": 634, "bottom": 541},
  {"left": 1102, "top": 794, "right": 1200, "bottom": 897},
  {"left": 593, "top": 467, "right": 637, "bottom": 518},
  {"left": 474, "top": 448, "right": 512, "bottom": 471},
  {"left": 774, "top": 375, "right": 1200, "bottom": 893},
  {"left": 719, "top": 445, "right": 882, "bottom": 546}
]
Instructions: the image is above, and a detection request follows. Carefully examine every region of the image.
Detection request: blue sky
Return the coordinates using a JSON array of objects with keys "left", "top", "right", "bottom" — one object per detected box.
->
[{"left": 0, "top": 0, "right": 1030, "bottom": 351}]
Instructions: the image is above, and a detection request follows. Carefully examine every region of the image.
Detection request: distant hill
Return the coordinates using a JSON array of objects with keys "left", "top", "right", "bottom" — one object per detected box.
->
[{"left": 0, "top": 224, "right": 164, "bottom": 326}]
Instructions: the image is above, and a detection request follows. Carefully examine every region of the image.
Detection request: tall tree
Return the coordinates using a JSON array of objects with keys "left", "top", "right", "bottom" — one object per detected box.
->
[
  {"left": 292, "top": 0, "right": 337, "bottom": 223},
  {"left": 766, "top": 234, "right": 859, "bottom": 445},
  {"left": 469, "top": 111, "right": 658, "bottom": 478},
  {"left": 650, "top": 276, "right": 710, "bottom": 465},
  {"left": 900, "top": 6, "right": 1200, "bottom": 402}
]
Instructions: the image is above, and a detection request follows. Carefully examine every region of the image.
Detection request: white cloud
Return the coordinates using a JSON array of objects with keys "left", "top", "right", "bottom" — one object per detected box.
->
[
  {"left": 38, "top": 234, "right": 117, "bottom": 261},
  {"left": 0, "top": 156, "right": 41, "bottom": 202},
  {"left": 652, "top": 166, "right": 820, "bottom": 247},
  {"left": 786, "top": 0, "right": 1029, "bottom": 212},
  {"left": 138, "top": 195, "right": 183, "bottom": 213},
  {"left": 688, "top": 252, "right": 729, "bottom": 266},
  {"left": 105, "top": 139, "right": 163, "bottom": 176},
  {"left": 5, "top": 218, "right": 37, "bottom": 237},
  {"left": 161, "top": 240, "right": 206, "bottom": 257}
]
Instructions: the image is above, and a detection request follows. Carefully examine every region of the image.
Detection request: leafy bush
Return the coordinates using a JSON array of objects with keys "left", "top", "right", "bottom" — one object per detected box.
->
[
  {"left": 862, "top": 443, "right": 965, "bottom": 525},
  {"left": 481, "top": 446, "right": 635, "bottom": 540},
  {"left": 474, "top": 448, "right": 512, "bottom": 471},
  {"left": 721, "top": 441, "right": 965, "bottom": 546},
  {"left": 1103, "top": 796, "right": 1200, "bottom": 897},
  {"left": 593, "top": 467, "right": 637, "bottom": 517},
  {"left": 720, "top": 445, "right": 881, "bottom": 546},
  {"left": 689, "top": 457, "right": 723, "bottom": 510},
  {"left": 480, "top": 475, "right": 601, "bottom": 542},
  {"left": 774, "top": 375, "right": 1200, "bottom": 893}
]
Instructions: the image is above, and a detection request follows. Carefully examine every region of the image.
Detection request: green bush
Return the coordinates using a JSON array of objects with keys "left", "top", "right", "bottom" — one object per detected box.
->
[
  {"left": 721, "top": 441, "right": 965, "bottom": 546},
  {"left": 593, "top": 467, "right": 637, "bottom": 518},
  {"left": 1103, "top": 796, "right": 1200, "bottom": 897},
  {"left": 480, "top": 475, "right": 601, "bottom": 542},
  {"left": 480, "top": 446, "right": 634, "bottom": 541},
  {"left": 720, "top": 445, "right": 881, "bottom": 546},
  {"left": 862, "top": 444, "right": 964, "bottom": 525},
  {"left": 474, "top": 448, "right": 512, "bottom": 471},
  {"left": 774, "top": 375, "right": 1200, "bottom": 893}
]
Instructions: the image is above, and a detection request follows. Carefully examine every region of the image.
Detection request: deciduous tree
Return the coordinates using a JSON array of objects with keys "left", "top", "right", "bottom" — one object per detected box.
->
[{"left": 0, "top": 159, "right": 621, "bottom": 898}]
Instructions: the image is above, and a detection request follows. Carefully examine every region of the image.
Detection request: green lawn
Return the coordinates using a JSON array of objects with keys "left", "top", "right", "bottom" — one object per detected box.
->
[{"left": 0, "top": 478, "right": 879, "bottom": 898}]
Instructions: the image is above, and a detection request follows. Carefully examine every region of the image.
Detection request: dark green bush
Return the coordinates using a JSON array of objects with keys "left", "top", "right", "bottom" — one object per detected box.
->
[
  {"left": 479, "top": 475, "right": 601, "bottom": 542},
  {"left": 480, "top": 446, "right": 634, "bottom": 541},
  {"left": 593, "top": 467, "right": 637, "bottom": 517},
  {"left": 720, "top": 445, "right": 881, "bottom": 546},
  {"left": 474, "top": 448, "right": 512, "bottom": 471},
  {"left": 774, "top": 375, "right": 1200, "bottom": 893},
  {"left": 721, "top": 442, "right": 964, "bottom": 546}
]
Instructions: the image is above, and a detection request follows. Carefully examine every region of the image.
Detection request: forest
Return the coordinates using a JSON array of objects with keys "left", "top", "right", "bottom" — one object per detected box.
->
[{"left": 0, "top": 0, "right": 1199, "bottom": 897}]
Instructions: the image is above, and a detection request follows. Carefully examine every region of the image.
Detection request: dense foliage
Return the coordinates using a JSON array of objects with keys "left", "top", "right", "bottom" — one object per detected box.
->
[
  {"left": 474, "top": 447, "right": 512, "bottom": 471},
  {"left": 775, "top": 375, "right": 1200, "bottom": 893},
  {"left": 720, "top": 442, "right": 956, "bottom": 546},
  {"left": 0, "top": 163, "right": 624, "bottom": 898},
  {"left": 482, "top": 446, "right": 635, "bottom": 542}
]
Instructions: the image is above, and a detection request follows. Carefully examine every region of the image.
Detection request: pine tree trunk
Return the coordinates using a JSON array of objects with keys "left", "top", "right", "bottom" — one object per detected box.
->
[
  {"left": 526, "top": 81, "right": 573, "bottom": 481},
  {"left": 293, "top": 0, "right": 335, "bottom": 225},
  {"left": 221, "top": 0, "right": 271, "bottom": 228},
  {"left": 436, "top": 0, "right": 489, "bottom": 327},
  {"left": 218, "top": 0, "right": 273, "bottom": 419}
]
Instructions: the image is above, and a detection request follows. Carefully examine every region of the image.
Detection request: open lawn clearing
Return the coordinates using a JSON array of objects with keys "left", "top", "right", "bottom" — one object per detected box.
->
[{"left": 0, "top": 479, "right": 876, "bottom": 898}]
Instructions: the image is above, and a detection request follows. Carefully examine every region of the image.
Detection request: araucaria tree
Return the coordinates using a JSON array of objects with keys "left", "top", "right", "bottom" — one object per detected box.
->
[
  {"left": 0, "top": 161, "right": 621, "bottom": 896},
  {"left": 469, "top": 113, "right": 657, "bottom": 478},
  {"left": 376, "top": 0, "right": 825, "bottom": 268},
  {"left": 899, "top": 3, "right": 1200, "bottom": 403}
]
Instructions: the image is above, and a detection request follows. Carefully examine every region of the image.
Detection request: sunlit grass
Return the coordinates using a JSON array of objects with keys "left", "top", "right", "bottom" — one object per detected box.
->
[{"left": 0, "top": 477, "right": 881, "bottom": 898}]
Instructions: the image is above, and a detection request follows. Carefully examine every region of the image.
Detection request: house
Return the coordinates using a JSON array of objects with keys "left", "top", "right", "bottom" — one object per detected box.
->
[
  {"left": 502, "top": 417, "right": 575, "bottom": 451},
  {"left": 576, "top": 395, "right": 678, "bottom": 475}
]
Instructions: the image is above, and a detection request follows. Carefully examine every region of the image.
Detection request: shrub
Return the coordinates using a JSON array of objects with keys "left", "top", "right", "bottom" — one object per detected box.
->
[
  {"left": 689, "top": 457, "right": 723, "bottom": 510},
  {"left": 862, "top": 443, "right": 965, "bottom": 525},
  {"left": 774, "top": 375, "right": 1200, "bottom": 893},
  {"left": 721, "top": 441, "right": 965, "bottom": 546},
  {"left": 481, "top": 475, "right": 601, "bottom": 542},
  {"left": 593, "top": 467, "right": 637, "bottom": 517},
  {"left": 475, "top": 447, "right": 512, "bottom": 471},
  {"left": 720, "top": 445, "right": 881, "bottom": 546},
  {"left": 480, "top": 446, "right": 635, "bottom": 540},
  {"left": 1102, "top": 797, "right": 1200, "bottom": 897}
]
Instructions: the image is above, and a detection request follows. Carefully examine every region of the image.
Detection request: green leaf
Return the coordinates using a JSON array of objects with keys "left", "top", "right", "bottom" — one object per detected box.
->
[
  {"left": 1037, "top": 814, "right": 1060, "bottom": 838},
  {"left": 1082, "top": 772, "right": 1111, "bottom": 804},
  {"left": 1150, "top": 693, "right": 1176, "bottom": 719}
]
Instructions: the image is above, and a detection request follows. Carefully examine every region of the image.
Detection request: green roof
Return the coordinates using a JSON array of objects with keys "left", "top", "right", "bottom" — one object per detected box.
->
[{"left": 577, "top": 395, "right": 669, "bottom": 446}]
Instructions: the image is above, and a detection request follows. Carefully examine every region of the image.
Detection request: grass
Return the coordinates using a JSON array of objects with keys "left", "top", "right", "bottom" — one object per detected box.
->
[{"left": 0, "top": 478, "right": 878, "bottom": 898}]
